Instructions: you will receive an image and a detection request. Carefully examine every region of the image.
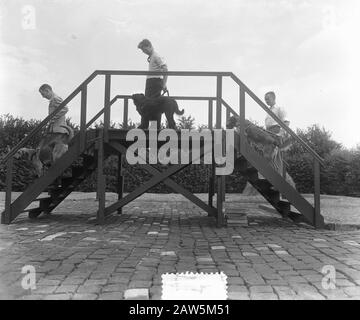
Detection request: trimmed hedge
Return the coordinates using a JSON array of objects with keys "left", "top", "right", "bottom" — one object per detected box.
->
[{"left": 1, "top": 115, "right": 359, "bottom": 196}]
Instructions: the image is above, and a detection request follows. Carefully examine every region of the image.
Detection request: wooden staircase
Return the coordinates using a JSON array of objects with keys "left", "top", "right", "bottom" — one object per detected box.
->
[
  {"left": 232, "top": 138, "right": 324, "bottom": 227},
  {"left": 1, "top": 70, "right": 326, "bottom": 228},
  {"left": 1, "top": 131, "right": 105, "bottom": 223}
]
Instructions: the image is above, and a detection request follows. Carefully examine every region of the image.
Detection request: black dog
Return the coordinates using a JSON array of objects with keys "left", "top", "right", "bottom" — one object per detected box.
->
[{"left": 132, "top": 93, "right": 185, "bottom": 129}]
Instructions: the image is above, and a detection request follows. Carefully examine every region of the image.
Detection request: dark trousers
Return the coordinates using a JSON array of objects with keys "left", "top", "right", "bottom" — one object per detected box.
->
[{"left": 145, "top": 78, "right": 163, "bottom": 98}]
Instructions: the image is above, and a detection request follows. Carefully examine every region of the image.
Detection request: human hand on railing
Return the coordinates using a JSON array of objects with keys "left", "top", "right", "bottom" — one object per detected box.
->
[
  {"left": 46, "top": 123, "right": 53, "bottom": 134},
  {"left": 162, "top": 86, "right": 169, "bottom": 96}
]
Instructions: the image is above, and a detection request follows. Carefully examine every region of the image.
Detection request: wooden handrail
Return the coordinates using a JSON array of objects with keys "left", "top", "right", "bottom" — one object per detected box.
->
[
  {"left": 85, "top": 96, "right": 120, "bottom": 129},
  {"left": 115, "top": 94, "right": 217, "bottom": 101},
  {"left": 1, "top": 71, "right": 98, "bottom": 164},
  {"left": 2, "top": 69, "right": 324, "bottom": 168},
  {"left": 96, "top": 70, "right": 233, "bottom": 77},
  {"left": 230, "top": 73, "right": 325, "bottom": 166}
]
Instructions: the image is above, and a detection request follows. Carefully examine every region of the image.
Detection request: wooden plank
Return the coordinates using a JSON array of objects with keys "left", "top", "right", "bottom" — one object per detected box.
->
[
  {"left": 1, "top": 158, "right": 13, "bottom": 224},
  {"left": 216, "top": 76, "right": 222, "bottom": 129},
  {"left": 208, "top": 100, "right": 213, "bottom": 129},
  {"left": 116, "top": 95, "right": 217, "bottom": 101},
  {"left": 208, "top": 167, "right": 215, "bottom": 208},
  {"left": 313, "top": 160, "right": 324, "bottom": 228},
  {"left": 86, "top": 96, "right": 119, "bottom": 129},
  {"left": 123, "top": 98, "right": 129, "bottom": 129},
  {"left": 239, "top": 86, "right": 246, "bottom": 153},
  {"left": 217, "top": 176, "right": 225, "bottom": 227},
  {"left": 103, "top": 74, "right": 111, "bottom": 142},
  {"left": 97, "top": 70, "right": 233, "bottom": 77},
  {"left": 226, "top": 109, "right": 230, "bottom": 126},
  {"left": 117, "top": 152, "right": 124, "bottom": 214},
  {"left": 208, "top": 134, "right": 215, "bottom": 209},
  {"left": 80, "top": 85, "right": 87, "bottom": 151},
  {"left": 97, "top": 130, "right": 105, "bottom": 223}
]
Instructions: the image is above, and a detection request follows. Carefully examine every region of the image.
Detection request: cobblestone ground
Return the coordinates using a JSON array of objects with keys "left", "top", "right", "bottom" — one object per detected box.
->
[{"left": 1, "top": 193, "right": 360, "bottom": 300}]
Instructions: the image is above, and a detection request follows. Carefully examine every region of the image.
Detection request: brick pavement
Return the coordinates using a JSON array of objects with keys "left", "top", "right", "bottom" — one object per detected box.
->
[{"left": 1, "top": 193, "right": 360, "bottom": 300}]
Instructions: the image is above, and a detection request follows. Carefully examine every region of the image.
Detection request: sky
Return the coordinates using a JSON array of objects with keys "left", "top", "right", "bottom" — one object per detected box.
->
[{"left": 0, "top": 0, "right": 359, "bottom": 149}]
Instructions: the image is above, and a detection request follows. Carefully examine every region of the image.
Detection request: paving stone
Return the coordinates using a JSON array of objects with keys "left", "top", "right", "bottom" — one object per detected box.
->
[
  {"left": 72, "top": 293, "right": 98, "bottom": 300},
  {"left": 83, "top": 279, "right": 108, "bottom": 286},
  {"left": 55, "top": 285, "right": 78, "bottom": 294},
  {"left": 61, "top": 278, "right": 86, "bottom": 285},
  {"left": 298, "top": 291, "right": 326, "bottom": 300},
  {"left": 95, "top": 291, "right": 123, "bottom": 300},
  {"left": 43, "top": 294, "right": 72, "bottom": 300},
  {"left": 160, "top": 251, "right": 176, "bottom": 256},
  {"left": 33, "top": 286, "right": 58, "bottom": 294},
  {"left": 76, "top": 285, "right": 102, "bottom": 294},
  {"left": 250, "top": 293, "right": 278, "bottom": 300},
  {"left": 124, "top": 288, "right": 149, "bottom": 300},
  {"left": 249, "top": 285, "right": 274, "bottom": 293},
  {"left": 227, "top": 277, "right": 245, "bottom": 285},
  {"left": 228, "top": 285, "right": 249, "bottom": 293},
  {"left": 227, "top": 292, "right": 250, "bottom": 300},
  {"left": 333, "top": 279, "right": 356, "bottom": 287},
  {"left": 344, "top": 287, "right": 360, "bottom": 296},
  {"left": 19, "top": 294, "right": 44, "bottom": 300}
]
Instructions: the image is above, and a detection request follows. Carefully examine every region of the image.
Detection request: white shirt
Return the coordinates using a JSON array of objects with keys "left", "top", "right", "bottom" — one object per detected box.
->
[
  {"left": 48, "top": 93, "right": 69, "bottom": 134},
  {"left": 147, "top": 51, "right": 167, "bottom": 79},
  {"left": 265, "top": 104, "right": 288, "bottom": 129}
]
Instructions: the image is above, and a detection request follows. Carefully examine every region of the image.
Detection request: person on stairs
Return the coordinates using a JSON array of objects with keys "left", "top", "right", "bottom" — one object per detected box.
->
[
  {"left": 137, "top": 39, "right": 168, "bottom": 98},
  {"left": 263, "top": 91, "right": 295, "bottom": 189}
]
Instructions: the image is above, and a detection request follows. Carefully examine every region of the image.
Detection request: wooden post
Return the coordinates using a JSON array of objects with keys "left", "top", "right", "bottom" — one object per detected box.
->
[
  {"left": 97, "top": 129, "right": 105, "bottom": 224},
  {"left": 208, "top": 100, "right": 214, "bottom": 209},
  {"left": 216, "top": 76, "right": 225, "bottom": 226},
  {"left": 117, "top": 153, "right": 124, "bottom": 214},
  {"left": 123, "top": 98, "right": 129, "bottom": 129},
  {"left": 216, "top": 76, "right": 222, "bottom": 129},
  {"left": 208, "top": 99, "right": 213, "bottom": 129},
  {"left": 314, "top": 160, "right": 321, "bottom": 228},
  {"left": 1, "top": 158, "right": 13, "bottom": 224},
  {"left": 239, "top": 85, "right": 245, "bottom": 153},
  {"left": 80, "top": 85, "right": 87, "bottom": 151},
  {"left": 226, "top": 108, "right": 230, "bottom": 126},
  {"left": 104, "top": 75, "right": 111, "bottom": 142},
  {"left": 217, "top": 176, "right": 225, "bottom": 227},
  {"left": 208, "top": 131, "right": 215, "bottom": 210}
]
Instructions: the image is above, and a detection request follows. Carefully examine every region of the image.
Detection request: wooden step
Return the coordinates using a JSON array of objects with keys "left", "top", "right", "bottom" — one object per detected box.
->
[
  {"left": 253, "top": 179, "right": 273, "bottom": 191},
  {"left": 245, "top": 167, "right": 258, "bottom": 181},
  {"left": 27, "top": 207, "right": 43, "bottom": 219},
  {"left": 263, "top": 189, "right": 280, "bottom": 204},
  {"left": 277, "top": 200, "right": 291, "bottom": 217},
  {"left": 234, "top": 157, "right": 248, "bottom": 171},
  {"left": 32, "top": 196, "right": 52, "bottom": 202},
  {"left": 71, "top": 166, "right": 85, "bottom": 177},
  {"left": 288, "top": 211, "right": 306, "bottom": 223}
]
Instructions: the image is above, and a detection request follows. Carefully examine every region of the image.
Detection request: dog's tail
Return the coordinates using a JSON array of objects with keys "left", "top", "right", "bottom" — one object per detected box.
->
[
  {"left": 174, "top": 102, "right": 185, "bottom": 116},
  {"left": 60, "top": 125, "right": 74, "bottom": 141}
]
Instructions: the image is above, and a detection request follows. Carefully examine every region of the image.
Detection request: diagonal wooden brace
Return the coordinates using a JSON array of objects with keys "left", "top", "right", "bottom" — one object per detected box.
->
[
  {"left": 104, "top": 141, "right": 213, "bottom": 217},
  {"left": 110, "top": 142, "right": 217, "bottom": 217}
]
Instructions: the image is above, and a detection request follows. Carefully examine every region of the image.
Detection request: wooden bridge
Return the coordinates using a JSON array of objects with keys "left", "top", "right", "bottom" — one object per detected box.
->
[{"left": 0, "top": 70, "right": 325, "bottom": 228}]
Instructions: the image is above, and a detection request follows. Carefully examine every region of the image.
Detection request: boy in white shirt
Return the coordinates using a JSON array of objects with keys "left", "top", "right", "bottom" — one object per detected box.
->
[
  {"left": 263, "top": 91, "right": 294, "bottom": 188},
  {"left": 138, "top": 39, "right": 168, "bottom": 98}
]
